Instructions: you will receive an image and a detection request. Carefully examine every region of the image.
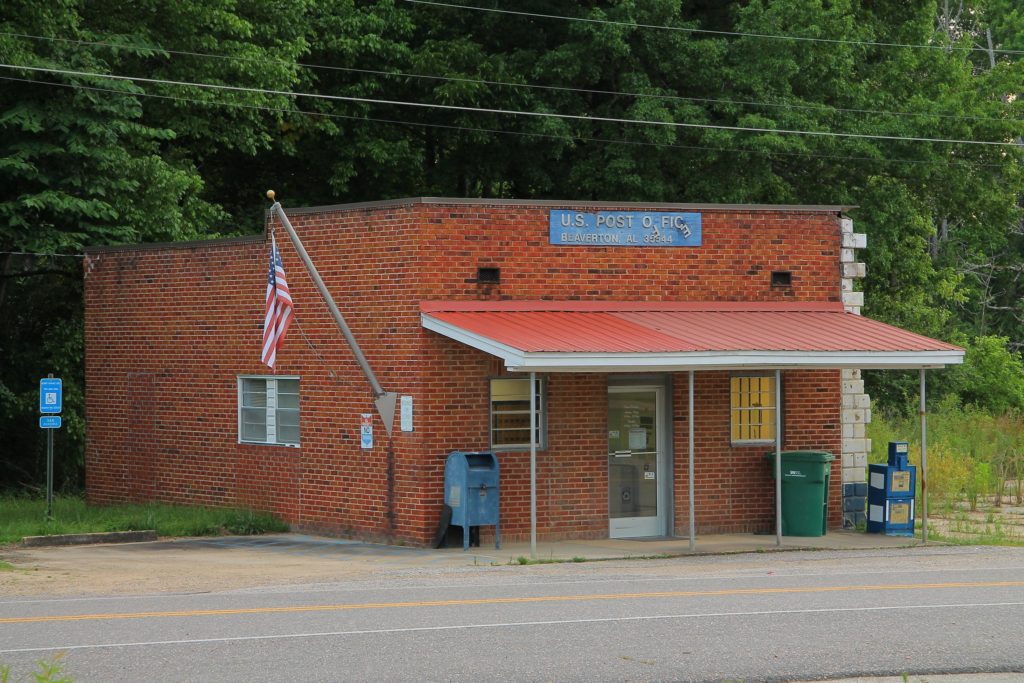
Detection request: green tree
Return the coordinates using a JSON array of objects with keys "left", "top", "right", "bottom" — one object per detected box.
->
[
  {"left": 2, "top": 0, "right": 1023, "bottom": 491},
  {"left": 0, "top": 0, "right": 307, "bottom": 490}
]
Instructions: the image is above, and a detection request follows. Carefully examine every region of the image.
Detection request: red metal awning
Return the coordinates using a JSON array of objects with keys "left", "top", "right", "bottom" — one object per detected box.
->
[{"left": 420, "top": 301, "right": 964, "bottom": 372}]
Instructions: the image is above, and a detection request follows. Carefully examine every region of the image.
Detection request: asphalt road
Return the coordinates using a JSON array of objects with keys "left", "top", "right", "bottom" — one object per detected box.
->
[{"left": 2, "top": 545, "right": 1024, "bottom": 682}]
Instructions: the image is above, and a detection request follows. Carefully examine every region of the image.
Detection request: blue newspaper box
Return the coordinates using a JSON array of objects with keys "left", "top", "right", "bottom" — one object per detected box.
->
[
  {"left": 867, "top": 442, "right": 917, "bottom": 536},
  {"left": 444, "top": 451, "right": 500, "bottom": 550}
]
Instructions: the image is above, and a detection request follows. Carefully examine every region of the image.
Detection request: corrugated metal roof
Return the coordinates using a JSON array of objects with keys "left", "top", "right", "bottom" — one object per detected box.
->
[{"left": 420, "top": 301, "right": 963, "bottom": 371}]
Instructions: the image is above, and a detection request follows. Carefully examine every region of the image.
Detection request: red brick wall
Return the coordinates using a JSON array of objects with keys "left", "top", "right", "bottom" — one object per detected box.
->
[
  {"left": 84, "top": 200, "right": 843, "bottom": 545},
  {"left": 414, "top": 204, "right": 841, "bottom": 302},
  {"left": 671, "top": 370, "right": 842, "bottom": 536}
]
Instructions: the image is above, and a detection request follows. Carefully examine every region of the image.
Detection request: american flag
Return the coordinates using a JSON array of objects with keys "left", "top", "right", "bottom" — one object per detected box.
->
[{"left": 261, "top": 234, "right": 293, "bottom": 368}]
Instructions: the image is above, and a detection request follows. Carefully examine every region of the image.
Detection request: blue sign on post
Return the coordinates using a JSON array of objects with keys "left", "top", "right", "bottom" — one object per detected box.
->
[
  {"left": 39, "top": 376, "right": 63, "bottom": 519},
  {"left": 40, "top": 378, "right": 62, "bottom": 414}
]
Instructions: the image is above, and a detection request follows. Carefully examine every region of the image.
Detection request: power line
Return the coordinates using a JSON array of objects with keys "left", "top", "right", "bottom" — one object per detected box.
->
[
  {"left": 2, "top": 75, "right": 1010, "bottom": 172},
  {"left": 0, "top": 30, "right": 1014, "bottom": 124},
  {"left": 1, "top": 62, "right": 1019, "bottom": 148},
  {"left": 0, "top": 251, "right": 85, "bottom": 258},
  {"left": 404, "top": 0, "right": 1024, "bottom": 56}
]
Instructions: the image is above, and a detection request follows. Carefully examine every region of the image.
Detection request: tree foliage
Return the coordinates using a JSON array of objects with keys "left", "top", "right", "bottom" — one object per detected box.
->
[{"left": 1, "top": 0, "right": 1022, "bottom": 490}]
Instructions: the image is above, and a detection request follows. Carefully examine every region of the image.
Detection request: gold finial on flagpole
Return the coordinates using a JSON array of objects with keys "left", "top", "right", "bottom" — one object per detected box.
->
[{"left": 266, "top": 189, "right": 276, "bottom": 201}]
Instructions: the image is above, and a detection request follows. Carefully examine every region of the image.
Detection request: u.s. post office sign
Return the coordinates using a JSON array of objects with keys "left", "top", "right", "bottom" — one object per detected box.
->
[{"left": 550, "top": 210, "right": 702, "bottom": 247}]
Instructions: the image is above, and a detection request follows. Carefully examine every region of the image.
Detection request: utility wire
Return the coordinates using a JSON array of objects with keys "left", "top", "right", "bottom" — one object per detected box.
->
[
  {"left": 0, "top": 251, "right": 85, "bottom": 258},
  {"left": 2, "top": 75, "right": 1010, "bottom": 172},
  {"left": 404, "top": 0, "right": 1024, "bottom": 56},
  {"left": 0, "top": 30, "right": 1016, "bottom": 124},
  {"left": 1, "top": 62, "right": 1019, "bottom": 148}
]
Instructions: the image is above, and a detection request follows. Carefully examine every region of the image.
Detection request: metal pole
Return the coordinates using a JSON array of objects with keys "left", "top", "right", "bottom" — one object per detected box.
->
[
  {"left": 530, "top": 371, "right": 537, "bottom": 559},
  {"left": 45, "top": 372, "right": 54, "bottom": 521},
  {"left": 688, "top": 370, "right": 695, "bottom": 551},
  {"left": 920, "top": 369, "right": 928, "bottom": 543},
  {"left": 268, "top": 195, "right": 397, "bottom": 434},
  {"left": 46, "top": 428, "right": 54, "bottom": 521},
  {"left": 775, "top": 370, "right": 783, "bottom": 547}
]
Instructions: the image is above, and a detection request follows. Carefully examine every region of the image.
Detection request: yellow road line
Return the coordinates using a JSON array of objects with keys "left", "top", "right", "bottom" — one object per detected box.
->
[{"left": 3, "top": 580, "right": 1022, "bottom": 624}]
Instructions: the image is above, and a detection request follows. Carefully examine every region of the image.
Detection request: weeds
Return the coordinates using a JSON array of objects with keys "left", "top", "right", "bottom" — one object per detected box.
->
[
  {"left": 513, "top": 555, "right": 563, "bottom": 565},
  {"left": 0, "top": 655, "right": 72, "bottom": 682},
  {"left": 923, "top": 527, "right": 1024, "bottom": 547},
  {"left": 870, "top": 406, "right": 1024, "bottom": 511},
  {"left": 870, "top": 407, "right": 1024, "bottom": 545},
  {"left": 511, "top": 555, "right": 594, "bottom": 565}
]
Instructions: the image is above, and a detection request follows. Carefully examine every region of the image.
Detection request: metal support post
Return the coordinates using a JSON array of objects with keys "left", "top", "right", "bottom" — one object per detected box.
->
[
  {"left": 46, "top": 428, "right": 54, "bottom": 521},
  {"left": 775, "top": 369, "right": 783, "bottom": 546},
  {"left": 688, "top": 370, "right": 695, "bottom": 551},
  {"left": 530, "top": 371, "right": 537, "bottom": 559},
  {"left": 920, "top": 369, "right": 928, "bottom": 543}
]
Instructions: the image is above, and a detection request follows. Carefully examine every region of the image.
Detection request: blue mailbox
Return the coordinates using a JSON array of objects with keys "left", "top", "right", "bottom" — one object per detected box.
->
[
  {"left": 444, "top": 451, "right": 500, "bottom": 550},
  {"left": 867, "top": 441, "right": 917, "bottom": 536}
]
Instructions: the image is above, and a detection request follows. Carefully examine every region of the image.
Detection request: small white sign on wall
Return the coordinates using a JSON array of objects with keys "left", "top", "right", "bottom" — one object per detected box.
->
[
  {"left": 400, "top": 395, "right": 413, "bottom": 432},
  {"left": 360, "top": 413, "right": 373, "bottom": 449}
]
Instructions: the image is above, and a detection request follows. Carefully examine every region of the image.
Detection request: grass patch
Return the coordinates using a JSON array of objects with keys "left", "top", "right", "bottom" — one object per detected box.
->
[
  {"left": 0, "top": 561, "right": 15, "bottom": 572},
  {"left": 509, "top": 552, "right": 676, "bottom": 565},
  {"left": 513, "top": 555, "right": 564, "bottom": 565},
  {"left": 0, "top": 496, "right": 288, "bottom": 545},
  {"left": 923, "top": 530, "right": 1024, "bottom": 547},
  {"left": 511, "top": 555, "right": 597, "bottom": 565}
]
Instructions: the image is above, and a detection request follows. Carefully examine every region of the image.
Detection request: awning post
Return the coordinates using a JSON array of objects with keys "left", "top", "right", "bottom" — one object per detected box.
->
[
  {"left": 530, "top": 371, "right": 537, "bottom": 559},
  {"left": 775, "top": 369, "right": 783, "bottom": 547},
  {"left": 920, "top": 369, "right": 928, "bottom": 543},
  {"left": 688, "top": 370, "right": 695, "bottom": 551}
]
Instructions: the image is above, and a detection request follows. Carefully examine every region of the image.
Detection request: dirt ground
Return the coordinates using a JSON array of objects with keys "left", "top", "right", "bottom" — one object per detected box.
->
[
  {"left": 0, "top": 537, "right": 458, "bottom": 598},
  {"left": 927, "top": 502, "right": 1024, "bottom": 543},
  {"left": 4, "top": 510, "right": 1019, "bottom": 600}
]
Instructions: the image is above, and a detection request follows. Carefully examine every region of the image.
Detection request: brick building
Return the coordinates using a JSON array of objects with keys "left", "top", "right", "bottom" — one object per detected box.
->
[{"left": 83, "top": 198, "right": 962, "bottom": 546}]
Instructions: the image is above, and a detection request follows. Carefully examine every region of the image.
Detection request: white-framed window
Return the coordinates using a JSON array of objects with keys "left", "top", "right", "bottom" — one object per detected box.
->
[
  {"left": 490, "top": 377, "right": 545, "bottom": 450},
  {"left": 730, "top": 374, "right": 777, "bottom": 444},
  {"left": 238, "top": 376, "right": 300, "bottom": 446}
]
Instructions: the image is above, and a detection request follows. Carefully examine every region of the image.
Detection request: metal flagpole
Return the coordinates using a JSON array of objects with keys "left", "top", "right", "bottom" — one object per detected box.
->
[
  {"left": 688, "top": 370, "right": 695, "bottom": 551},
  {"left": 775, "top": 370, "right": 783, "bottom": 547},
  {"left": 530, "top": 371, "right": 537, "bottom": 559},
  {"left": 920, "top": 369, "right": 928, "bottom": 543},
  {"left": 267, "top": 191, "right": 397, "bottom": 435}
]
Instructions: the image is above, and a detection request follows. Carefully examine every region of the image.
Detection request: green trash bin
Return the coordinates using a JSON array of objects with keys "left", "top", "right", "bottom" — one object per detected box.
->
[{"left": 766, "top": 451, "right": 834, "bottom": 537}]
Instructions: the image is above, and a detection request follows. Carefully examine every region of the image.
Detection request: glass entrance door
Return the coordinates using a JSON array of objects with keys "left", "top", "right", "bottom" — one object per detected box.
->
[{"left": 608, "top": 386, "right": 665, "bottom": 538}]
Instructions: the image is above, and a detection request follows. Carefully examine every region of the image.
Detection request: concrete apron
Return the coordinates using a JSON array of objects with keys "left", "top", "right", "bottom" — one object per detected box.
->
[
  {"left": 436, "top": 530, "right": 922, "bottom": 564},
  {"left": 134, "top": 530, "right": 923, "bottom": 573}
]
